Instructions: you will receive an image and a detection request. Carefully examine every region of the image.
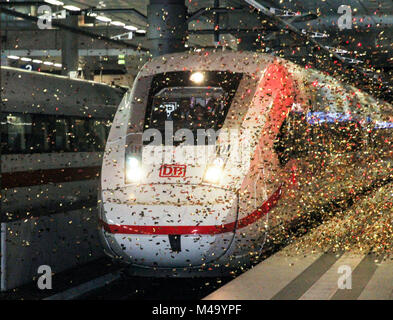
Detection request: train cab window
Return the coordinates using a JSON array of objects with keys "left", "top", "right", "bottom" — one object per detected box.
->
[{"left": 143, "top": 71, "right": 242, "bottom": 145}]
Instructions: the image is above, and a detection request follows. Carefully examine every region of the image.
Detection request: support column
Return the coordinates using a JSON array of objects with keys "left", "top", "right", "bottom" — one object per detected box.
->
[
  {"left": 147, "top": 0, "right": 187, "bottom": 57},
  {"left": 61, "top": 15, "right": 79, "bottom": 76}
]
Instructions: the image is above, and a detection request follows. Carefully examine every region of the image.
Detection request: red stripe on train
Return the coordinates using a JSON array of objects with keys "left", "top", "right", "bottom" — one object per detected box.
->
[
  {"left": 2, "top": 166, "right": 101, "bottom": 188},
  {"left": 101, "top": 186, "right": 282, "bottom": 235}
]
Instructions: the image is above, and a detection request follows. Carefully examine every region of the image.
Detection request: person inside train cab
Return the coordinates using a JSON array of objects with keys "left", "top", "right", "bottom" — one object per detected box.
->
[
  {"left": 172, "top": 100, "right": 189, "bottom": 129},
  {"left": 191, "top": 102, "right": 207, "bottom": 130}
]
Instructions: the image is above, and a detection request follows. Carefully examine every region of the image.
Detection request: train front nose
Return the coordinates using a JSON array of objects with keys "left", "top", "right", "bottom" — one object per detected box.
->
[{"left": 100, "top": 185, "right": 238, "bottom": 268}]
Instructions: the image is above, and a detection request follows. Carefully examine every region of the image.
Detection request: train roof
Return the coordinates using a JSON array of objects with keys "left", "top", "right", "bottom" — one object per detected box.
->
[
  {"left": 137, "top": 50, "right": 277, "bottom": 78},
  {"left": 137, "top": 51, "right": 391, "bottom": 108},
  {"left": 1, "top": 66, "right": 125, "bottom": 118}
]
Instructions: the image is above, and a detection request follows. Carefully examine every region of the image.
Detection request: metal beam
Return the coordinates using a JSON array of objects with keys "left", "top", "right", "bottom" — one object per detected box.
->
[
  {"left": 243, "top": 0, "right": 392, "bottom": 97},
  {"left": 243, "top": 0, "right": 346, "bottom": 62},
  {"left": 187, "top": 7, "right": 243, "bottom": 22},
  {"left": 188, "top": 27, "right": 278, "bottom": 34},
  {"left": 86, "top": 8, "right": 147, "bottom": 21}
]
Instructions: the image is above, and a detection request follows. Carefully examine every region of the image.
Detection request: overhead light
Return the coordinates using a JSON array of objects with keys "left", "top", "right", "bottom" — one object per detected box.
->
[
  {"left": 136, "top": 29, "right": 146, "bottom": 34},
  {"left": 43, "top": 61, "right": 53, "bottom": 65},
  {"left": 7, "top": 55, "right": 20, "bottom": 60},
  {"left": 63, "top": 5, "right": 81, "bottom": 11},
  {"left": 124, "top": 25, "right": 137, "bottom": 31},
  {"left": 190, "top": 71, "right": 204, "bottom": 84},
  {"left": 111, "top": 21, "right": 125, "bottom": 27},
  {"left": 21, "top": 57, "right": 32, "bottom": 62},
  {"left": 95, "top": 15, "right": 111, "bottom": 23},
  {"left": 54, "top": 63, "right": 62, "bottom": 68},
  {"left": 44, "top": 0, "right": 64, "bottom": 5},
  {"left": 32, "top": 59, "right": 43, "bottom": 64}
]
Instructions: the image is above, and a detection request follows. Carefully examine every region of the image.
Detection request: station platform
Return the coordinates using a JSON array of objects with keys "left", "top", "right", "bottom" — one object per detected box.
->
[
  {"left": 204, "top": 250, "right": 393, "bottom": 300},
  {"left": 205, "top": 178, "right": 393, "bottom": 300}
]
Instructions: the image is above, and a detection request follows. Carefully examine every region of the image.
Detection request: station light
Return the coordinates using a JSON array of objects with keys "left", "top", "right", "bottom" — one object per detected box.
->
[
  {"left": 13, "top": 56, "right": 61, "bottom": 68},
  {"left": 136, "top": 29, "right": 146, "bottom": 34},
  {"left": 44, "top": 0, "right": 64, "bottom": 5},
  {"left": 124, "top": 25, "right": 138, "bottom": 31},
  {"left": 190, "top": 71, "right": 205, "bottom": 84},
  {"left": 203, "top": 158, "right": 224, "bottom": 184},
  {"left": 111, "top": 21, "right": 125, "bottom": 27},
  {"left": 118, "top": 54, "right": 125, "bottom": 65},
  {"left": 95, "top": 15, "right": 111, "bottom": 23},
  {"left": 63, "top": 5, "right": 81, "bottom": 11}
]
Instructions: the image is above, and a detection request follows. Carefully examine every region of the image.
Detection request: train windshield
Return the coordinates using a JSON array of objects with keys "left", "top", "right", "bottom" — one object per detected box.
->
[{"left": 143, "top": 71, "right": 242, "bottom": 145}]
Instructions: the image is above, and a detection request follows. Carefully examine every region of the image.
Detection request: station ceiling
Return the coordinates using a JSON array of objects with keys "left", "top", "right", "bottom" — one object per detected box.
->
[{"left": 1, "top": 0, "right": 392, "bottom": 100}]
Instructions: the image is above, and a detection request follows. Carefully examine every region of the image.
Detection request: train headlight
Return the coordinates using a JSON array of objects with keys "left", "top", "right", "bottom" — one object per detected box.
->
[
  {"left": 126, "top": 156, "right": 143, "bottom": 182},
  {"left": 203, "top": 158, "right": 224, "bottom": 184}
]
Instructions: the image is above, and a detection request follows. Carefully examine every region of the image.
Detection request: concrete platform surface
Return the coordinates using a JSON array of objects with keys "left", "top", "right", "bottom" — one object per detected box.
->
[{"left": 204, "top": 251, "right": 393, "bottom": 300}]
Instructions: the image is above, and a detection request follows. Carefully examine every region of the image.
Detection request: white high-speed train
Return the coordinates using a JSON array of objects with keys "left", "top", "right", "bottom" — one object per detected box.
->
[
  {"left": 99, "top": 51, "right": 392, "bottom": 276},
  {"left": 0, "top": 66, "right": 124, "bottom": 290}
]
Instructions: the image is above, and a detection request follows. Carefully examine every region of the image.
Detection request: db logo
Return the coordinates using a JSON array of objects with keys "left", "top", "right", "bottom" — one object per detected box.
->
[{"left": 159, "top": 164, "right": 186, "bottom": 178}]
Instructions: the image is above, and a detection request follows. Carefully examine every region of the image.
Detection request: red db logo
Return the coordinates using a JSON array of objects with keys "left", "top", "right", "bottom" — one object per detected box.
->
[{"left": 159, "top": 164, "right": 186, "bottom": 178}]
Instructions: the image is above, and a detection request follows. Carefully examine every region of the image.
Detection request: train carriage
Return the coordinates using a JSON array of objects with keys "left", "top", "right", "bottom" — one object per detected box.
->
[{"left": 0, "top": 66, "right": 124, "bottom": 290}]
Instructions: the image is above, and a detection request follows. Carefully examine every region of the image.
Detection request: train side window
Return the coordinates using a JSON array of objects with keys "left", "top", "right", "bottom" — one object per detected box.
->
[
  {"left": 72, "top": 119, "right": 87, "bottom": 152},
  {"left": 91, "top": 120, "right": 108, "bottom": 151},
  {"left": 2, "top": 113, "right": 33, "bottom": 154},
  {"left": 71, "top": 119, "right": 96, "bottom": 152},
  {"left": 54, "top": 118, "right": 71, "bottom": 152},
  {"left": 0, "top": 113, "right": 7, "bottom": 152},
  {"left": 31, "top": 114, "right": 51, "bottom": 153}
]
